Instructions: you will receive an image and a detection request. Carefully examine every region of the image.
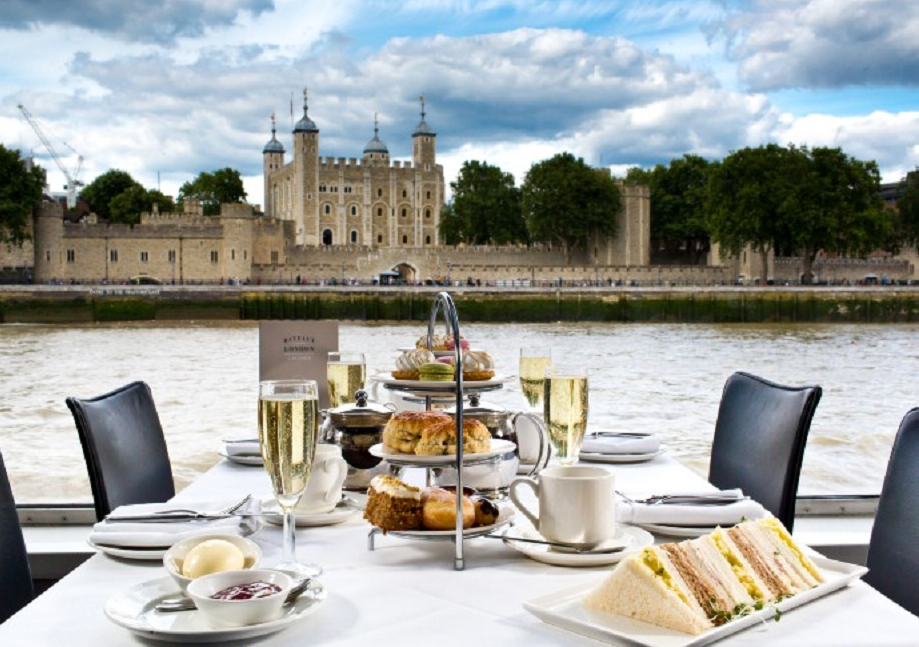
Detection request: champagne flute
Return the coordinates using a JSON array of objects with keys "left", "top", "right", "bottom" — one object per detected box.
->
[
  {"left": 543, "top": 364, "right": 589, "bottom": 466},
  {"left": 327, "top": 352, "right": 367, "bottom": 408},
  {"left": 519, "top": 347, "right": 552, "bottom": 410},
  {"left": 258, "top": 379, "right": 321, "bottom": 578}
]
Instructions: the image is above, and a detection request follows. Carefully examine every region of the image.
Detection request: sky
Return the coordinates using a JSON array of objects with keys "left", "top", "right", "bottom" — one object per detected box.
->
[{"left": 2, "top": 0, "right": 919, "bottom": 209}]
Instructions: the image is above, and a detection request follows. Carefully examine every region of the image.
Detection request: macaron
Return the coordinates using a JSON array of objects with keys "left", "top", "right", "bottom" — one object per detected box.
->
[{"left": 419, "top": 362, "right": 455, "bottom": 381}]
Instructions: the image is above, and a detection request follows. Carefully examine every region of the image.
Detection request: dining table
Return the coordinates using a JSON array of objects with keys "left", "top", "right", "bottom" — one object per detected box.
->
[{"left": 3, "top": 450, "right": 918, "bottom": 646}]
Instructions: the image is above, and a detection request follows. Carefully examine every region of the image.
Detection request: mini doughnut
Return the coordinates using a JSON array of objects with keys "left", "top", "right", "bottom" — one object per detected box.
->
[{"left": 421, "top": 488, "right": 475, "bottom": 530}]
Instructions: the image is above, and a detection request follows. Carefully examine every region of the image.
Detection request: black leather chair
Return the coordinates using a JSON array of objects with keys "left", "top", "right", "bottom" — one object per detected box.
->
[
  {"left": 66, "top": 381, "right": 175, "bottom": 521},
  {"left": 708, "top": 371, "right": 822, "bottom": 532},
  {"left": 864, "top": 408, "right": 919, "bottom": 616},
  {"left": 0, "top": 449, "right": 33, "bottom": 624}
]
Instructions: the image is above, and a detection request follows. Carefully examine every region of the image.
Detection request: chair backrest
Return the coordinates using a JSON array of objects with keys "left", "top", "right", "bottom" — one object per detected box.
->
[
  {"left": 708, "top": 371, "right": 822, "bottom": 532},
  {"left": 865, "top": 408, "right": 919, "bottom": 616},
  {"left": 0, "top": 449, "right": 33, "bottom": 624},
  {"left": 66, "top": 381, "right": 175, "bottom": 521}
]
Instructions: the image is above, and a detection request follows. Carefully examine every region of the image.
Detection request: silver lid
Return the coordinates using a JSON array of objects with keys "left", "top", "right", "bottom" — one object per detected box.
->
[
  {"left": 328, "top": 390, "right": 393, "bottom": 428},
  {"left": 445, "top": 393, "right": 508, "bottom": 426}
]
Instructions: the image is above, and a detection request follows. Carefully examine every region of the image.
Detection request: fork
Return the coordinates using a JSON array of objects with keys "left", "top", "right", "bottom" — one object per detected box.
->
[{"left": 105, "top": 494, "right": 253, "bottom": 522}]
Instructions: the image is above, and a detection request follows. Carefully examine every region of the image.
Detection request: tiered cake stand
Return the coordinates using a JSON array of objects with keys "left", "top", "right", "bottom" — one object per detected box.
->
[{"left": 369, "top": 291, "right": 506, "bottom": 570}]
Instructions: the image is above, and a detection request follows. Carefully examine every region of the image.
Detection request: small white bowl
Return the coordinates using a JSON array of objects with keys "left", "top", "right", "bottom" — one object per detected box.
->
[
  {"left": 164, "top": 534, "right": 261, "bottom": 593},
  {"left": 187, "top": 569, "right": 292, "bottom": 628}
]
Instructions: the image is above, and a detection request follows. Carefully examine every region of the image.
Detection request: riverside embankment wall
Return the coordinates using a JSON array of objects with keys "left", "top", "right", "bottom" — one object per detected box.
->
[{"left": 2, "top": 286, "right": 919, "bottom": 324}]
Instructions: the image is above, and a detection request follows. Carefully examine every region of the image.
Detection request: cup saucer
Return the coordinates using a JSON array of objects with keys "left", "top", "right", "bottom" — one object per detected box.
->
[
  {"left": 261, "top": 497, "right": 359, "bottom": 528},
  {"left": 501, "top": 519, "right": 653, "bottom": 567}
]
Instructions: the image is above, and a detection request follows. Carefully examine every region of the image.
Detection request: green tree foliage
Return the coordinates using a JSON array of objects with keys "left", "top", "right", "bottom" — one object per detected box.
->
[
  {"left": 0, "top": 145, "right": 45, "bottom": 245},
  {"left": 438, "top": 202, "right": 462, "bottom": 245},
  {"left": 623, "top": 166, "right": 652, "bottom": 185},
  {"left": 178, "top": 168, "right": 247, "bottom": 216},
  {"left": 81, "top": 169, "right": 142, "bottom": 222},
  {"left": 895, "top": 170, "right": 919, "bottom": 252},
  {"left": 708, "top": 144, "right": 889, "bottom": 284},
  {"left": 108, "top": 186, "right": 176, "bottom": 224},
  {"left": 521, "top": 153, "right": 622, "bottom": 263},
  {"left": 645, "top": 155, "right": 713, "bottom": 264},
  {"left": 445, "top": 161, "right": 526, "bottom": 245}
]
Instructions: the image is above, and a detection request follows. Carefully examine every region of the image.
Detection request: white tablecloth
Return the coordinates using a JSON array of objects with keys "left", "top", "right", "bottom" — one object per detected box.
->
[{"left": 3, "top": 454, "right": 917, "bottom": 646}]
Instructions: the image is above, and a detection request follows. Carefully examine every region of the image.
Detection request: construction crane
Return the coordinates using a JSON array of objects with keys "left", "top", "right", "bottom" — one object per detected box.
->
[{"left": 17, "top": 103, "right": 84, "bottom": 208}]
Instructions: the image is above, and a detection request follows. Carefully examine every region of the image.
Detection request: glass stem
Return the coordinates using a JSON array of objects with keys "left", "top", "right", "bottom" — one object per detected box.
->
[{"left": 282, "top": 507, "right": 297, "bottom": 565}]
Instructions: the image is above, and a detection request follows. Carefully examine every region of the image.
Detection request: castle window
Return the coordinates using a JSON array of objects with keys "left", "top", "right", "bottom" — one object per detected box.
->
[
  {"left": 377, "top": 207, "right": 383, "bottom": 217},
  {"left": 319, "top": 184, "right": 326, "bottom": 192},
  {"left": 140, "top": 251, "right": 149, "bottom": 263},
  {"left": 377, "top": 234, "right": 383, "bottom": 243},
  {"left": 344, "top": 186, "right": 352, "bottom": 194},
  {"left": 377, "top": 188, "right": 382, "bottom": 197},
  {"left": 425, "top": 209, "right": 431, "bottom": 219},
  {"left": 110, "top": 250, "right": 118, "bottom": 263},
  {"left": 331, "top": 185, "right": 338, "bottom": 193},
  {"left": 66, "top": 249, "right": 75, "bottom": 263},
  {"left": 350, "top": 230, "right": 358, "bottom": 243},
  {"left": 401, "top": 208, "right": 407, "bottom": 218},
  {"left": 307, "top": 193, "right": 312, "bottom": 201},
  {"left": 244, "top": 250, "right": 248, "bottom": 260},
  {"left": 402, "top": 189, "right": 407, "bottom": 198},
  {"left": 46, "top": 250, "right": 51, "bottom": 262},
  {"left": 231, "top": 249, "right": 236, "bottom": 261},
  {"left": 271, "top": 251, "right": 278, "bottom": 263},
  {"left": 168, "top": 250, "right": 176, "bottom": 263},
  {"left": 425, "top": 235, "right": 431, "bottom": 245},
  {"left": 426, "top": 191, "right": 431, "bottom": 199},
  {"left": 350, "top": 205, "right": 358, "bottom": 216},
  {"left": 210, "top": 251, "right": 219, "bottom": 263},
  {"left": 324, "top": 204, "right": 332, "bottom": 215},
  {"left": 402, "top": 235, "right": 408, "bottom": 244},
  {"left": 322, "top": 229, "right": 333, "bottom": 245}
]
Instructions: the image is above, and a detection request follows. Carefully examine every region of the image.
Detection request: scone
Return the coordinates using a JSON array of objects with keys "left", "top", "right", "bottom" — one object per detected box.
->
[
  {"left": 421, "top": 487, "right": 475, "bottom": 530},
  {"left": 382, "top": 410, "right": 451, "bottom": 453},
  {"left": 414, "top": 418, "right": 492, "bottom": 455}
]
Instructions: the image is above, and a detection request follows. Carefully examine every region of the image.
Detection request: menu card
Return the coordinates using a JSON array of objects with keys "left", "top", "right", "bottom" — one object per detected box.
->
[{"left": 259, "top": 321, "right": 339, "bottom": 409}]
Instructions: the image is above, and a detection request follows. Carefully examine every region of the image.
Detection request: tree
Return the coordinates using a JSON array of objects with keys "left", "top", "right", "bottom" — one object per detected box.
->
[
  {"left": 446, "top": 161, "right": 527, "bottom": 245},
  {"left": 109, "top": 187, "right": 177, "bottom": 224},
  {"left": 708, "top": 144, "right": 889, "bottom": 284},
  {"left": 0, "top": 144, "right": 45, "bottom": 245},
  {"left": 895, "top": 170, "right": 919, "bottom": 252},
  {"left": 521, "top": 153, "right": 621, "bottom": 263},
  {"left": 178, "top": 168, "right": 247, "bottom": 216},
  {"left": 438, "top": 202, "right": 462, "bottom": 245},
  {"left": 647, "top": 155, "right": 714, "bottom": 265},
  {"left": 81, "top": 169, "right": 142, "bottom": 222}
]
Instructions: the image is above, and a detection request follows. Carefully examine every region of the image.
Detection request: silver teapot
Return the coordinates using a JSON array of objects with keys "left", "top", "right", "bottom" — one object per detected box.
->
[
  {"left": 433, "top": 394, "right": 551, "bottom": 498},
  {"left": 320, "top": 390, "right": 395, "bottom": 491}
]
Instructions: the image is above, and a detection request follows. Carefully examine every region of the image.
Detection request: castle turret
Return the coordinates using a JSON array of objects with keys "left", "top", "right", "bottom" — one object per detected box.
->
[
  {"left": 293, "top": 88, "right": 320, "bottom": 245},
  {"left": 262, "top": 113, "right": 285, "bottom": 218},
  {"left": 412, "top": 95, "right": 436, "bottom": 170},
  {"left": 362, "top": 114, "right": 389, "bottom": 165}
]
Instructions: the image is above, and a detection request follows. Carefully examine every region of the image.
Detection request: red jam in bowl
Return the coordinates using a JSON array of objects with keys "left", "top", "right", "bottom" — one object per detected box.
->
[{"left": 210, "top": 581, "right": 282, "bottom": 600}]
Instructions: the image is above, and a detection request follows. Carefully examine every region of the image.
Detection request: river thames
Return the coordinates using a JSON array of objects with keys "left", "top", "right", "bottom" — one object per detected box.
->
[{"left": 0, "top": 320, "right": 915, "bottom": 503}]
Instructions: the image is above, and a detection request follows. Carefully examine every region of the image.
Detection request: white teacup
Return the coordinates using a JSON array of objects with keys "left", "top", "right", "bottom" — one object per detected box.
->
[
  {"left": 296, "top": 444, "right": 347, "bottom": 514},
  {"left": 509, "top": 465, "right": 615, "bottom": 544}
]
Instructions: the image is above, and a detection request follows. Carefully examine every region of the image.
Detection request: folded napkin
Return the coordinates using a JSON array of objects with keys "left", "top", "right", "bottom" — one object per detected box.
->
[
  {"left": 224, "top": 439, "right": 261, "bottom": 458},
  {"left": 617, "top": 491, "right": 768, "bottom": 527},
  {"left": 580, "top": 433, "right": 661, "bottom": 455},
  {"left": 89, "top": 500, "right": 247, "bottom": 548}
]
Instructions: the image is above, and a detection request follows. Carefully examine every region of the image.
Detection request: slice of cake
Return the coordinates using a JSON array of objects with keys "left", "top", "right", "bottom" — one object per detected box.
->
[
  {"left": 583, "top": 517, "right": 823, "bottom": 635},
  {"left": 583, "top": 546, "right": 714, "bottom": 635},
  {"left": 363, "top": 475, "right": 422, "bottom": 532}
]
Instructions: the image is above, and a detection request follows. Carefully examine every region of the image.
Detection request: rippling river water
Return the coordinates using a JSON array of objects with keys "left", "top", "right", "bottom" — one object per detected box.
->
[{"left": 0, "top": 320, "right": 916, "bottom": 503}]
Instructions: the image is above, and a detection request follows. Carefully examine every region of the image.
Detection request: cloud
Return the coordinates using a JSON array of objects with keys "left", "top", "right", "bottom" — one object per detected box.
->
[
  {"left": 711, "top": 0, "right": 919, "bottom": 91},
  {"left": 0, "top": 0, "right": 275, "bottom": 43}
]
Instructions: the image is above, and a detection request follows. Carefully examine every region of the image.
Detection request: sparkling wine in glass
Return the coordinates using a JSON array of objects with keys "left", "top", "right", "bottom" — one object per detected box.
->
[
  {"left": 258, "top": 379, "right": 321, "bottom": 578},
  {"left": 327, "top": 352, "right": 366, "bottom": 408},
  {"left": 543, "top": 365, "right": 589, "bottom": 466},
  {"left": 519, "top": 347, "right": 552, "bottom": 410}
]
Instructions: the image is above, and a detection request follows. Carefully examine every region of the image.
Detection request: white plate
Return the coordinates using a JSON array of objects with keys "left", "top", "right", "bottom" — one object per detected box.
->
[
  {"left": 219, "top": 452, "right": 263, "bottom": 466},
  {"left": 579, "top": 445, "right": 668, "bottom": 464},
  {"left": 369, "top": 439, "right": 516, "bottom": 465},
  {"left": 523, "top": 556, "right": 868, "bottom": 647},
  {"left": 262, "top": 498, "right": 360, "bottom": 527},
  {"left": 371, "top": 373, "right": 514, "bottom": 389},
  {"left": 376, "top": 504, "right": 515, "bottom": 539},
  {"left": 502, "top": 522, "right": 654, "bottom": 567},
  {"left": 104, "top": 575, "right": 326, "bottom": 643},
  {"left": 634, "top": 522, "right": 723, "bottom": 538},
  {"left": 397, "top": 346, "right": 481, "bottom": 356},
  {"left": 88, "top": 520, "right": 261, "bottom": 561}
]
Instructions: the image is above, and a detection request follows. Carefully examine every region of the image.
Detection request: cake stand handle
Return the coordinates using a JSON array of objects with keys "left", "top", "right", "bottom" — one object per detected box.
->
[{"left": 428, "top": 291, "right": 466, "bottom": 571}]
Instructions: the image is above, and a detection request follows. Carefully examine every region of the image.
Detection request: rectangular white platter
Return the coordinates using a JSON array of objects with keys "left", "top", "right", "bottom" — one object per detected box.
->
[{"left": 523, "top": 556, "right": 867, "bottom": 647}]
